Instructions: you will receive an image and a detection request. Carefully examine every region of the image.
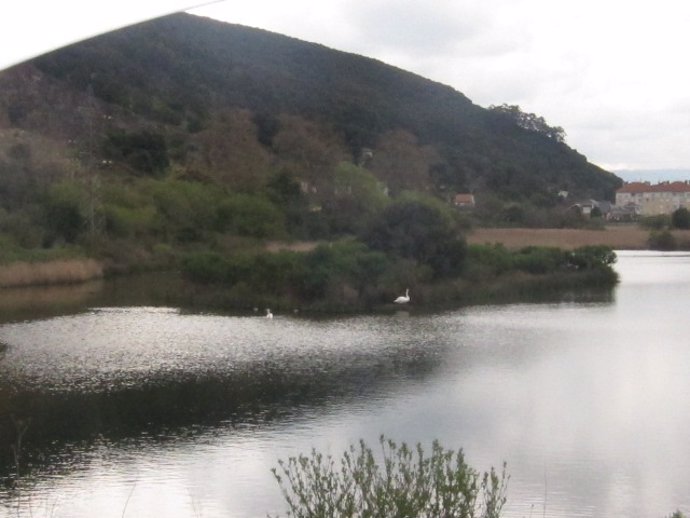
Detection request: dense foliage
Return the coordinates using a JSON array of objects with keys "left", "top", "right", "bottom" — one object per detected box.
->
[
  {"left": 489, "top": 104, "right": 566, "bottom": 143},
  {"left": 648, "top": 230, "right": 677, "bottom": 251},
  {"left": 2, "top": 12, "right": 619, "bottom": 210},
  {"left": 636, "top": 208, "right": 690, "bottom": 251},
  {"left": 465, "top": 244, "right": 617, "bottom": 278},
  {"left": 181, "top": 238, "right": 618, "bottom": 310},
  {"left": 672, "top": 207, "right": 690, "bottom": 229},
  {"left": 182, "top": 241, "right": 392, "bottom": 306},
  {"left": 363, "top": 196, "right": 466, "bottom": 278},
  {"left": 271, "top": 436, "right": 508, "bottom": 518},
  {"left": 0, "top": 12, "right": 623, "bottom": 303}
]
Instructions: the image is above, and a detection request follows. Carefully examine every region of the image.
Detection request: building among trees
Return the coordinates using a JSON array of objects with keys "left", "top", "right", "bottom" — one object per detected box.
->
[
  {"left": 453, "top": 193, "right": 475, "bottom": 209},
  {"left": 615, "top": 181, "right": 690, "bottom": 215}
]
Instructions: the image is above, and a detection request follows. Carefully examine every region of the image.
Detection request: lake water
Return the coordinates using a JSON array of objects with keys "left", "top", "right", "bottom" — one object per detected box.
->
[{"left": 0, "top": 251, "right": 689, "bottom": 517}]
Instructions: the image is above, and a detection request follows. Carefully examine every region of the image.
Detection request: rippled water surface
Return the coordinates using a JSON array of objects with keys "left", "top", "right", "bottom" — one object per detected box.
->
[{"left": 1, "top": 252, "right": 689, "bottom": 517}]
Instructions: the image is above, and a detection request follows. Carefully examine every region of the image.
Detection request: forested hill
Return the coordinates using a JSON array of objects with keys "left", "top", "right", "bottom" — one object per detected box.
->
[{"left": 1, "top": 13, "right": 619, "bottom": 201}]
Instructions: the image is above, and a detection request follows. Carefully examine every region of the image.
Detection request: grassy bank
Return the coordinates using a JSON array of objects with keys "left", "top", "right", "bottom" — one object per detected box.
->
[
  {"left": 180, "top": 243, "right": 619, "bottom": 313},
  {"left": 268, "top": 225, "right": 690, "bottom": 255},
  {"left": 467, "top": 225, "right": 690, "bottom": 250},
  {"left": 0, "top": 258, "right": 104, "bottom": 288},
  {"left": 0, "top": 245, "right": 618, "bottom": 317}
]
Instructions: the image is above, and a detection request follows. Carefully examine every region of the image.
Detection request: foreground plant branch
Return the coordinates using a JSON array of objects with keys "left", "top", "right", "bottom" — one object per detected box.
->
[{"left": 271, "top": 436, "right": 508, "bottom": 518}]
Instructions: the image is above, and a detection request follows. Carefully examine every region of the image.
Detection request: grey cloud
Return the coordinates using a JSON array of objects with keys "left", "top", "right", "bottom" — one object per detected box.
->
[
  {"left": 194, "top": 0, "right": 690, "bottom": 170},
  {"left": 566, "top": 105, "right": 690, "bottom": 170},
  {"left": 342, "top": 0, "right": 489, "bottom": 56}
]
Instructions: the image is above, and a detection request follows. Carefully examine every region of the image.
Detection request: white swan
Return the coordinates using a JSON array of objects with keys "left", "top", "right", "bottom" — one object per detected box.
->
[
  {"left": 265, "top": 308, "right": 273, "bottom": 319},
  {"left": 394, "top": 288, "right": 410, "bottom": 304}
]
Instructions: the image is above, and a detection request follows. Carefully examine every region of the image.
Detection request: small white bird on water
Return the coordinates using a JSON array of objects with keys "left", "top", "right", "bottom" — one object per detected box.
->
[
  {"left": 265, "top": 308, "right": 273, "bottom": 319},
  {"left": 394, "top": 288, "right": 410, "bottom": 304}
]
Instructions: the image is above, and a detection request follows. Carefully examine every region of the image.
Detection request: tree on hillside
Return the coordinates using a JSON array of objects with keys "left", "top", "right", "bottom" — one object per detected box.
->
[
  {"left": 272, "top": 114, "right": 349, "bottom": 193},
  {"left": 186, "top": 109, "right": 273, "bottom": 191},
  {"left": 489, "top": 104, "right": 566, "bottom": 143},
  {"left": 266, "top": 171, "right": 312, "bottom": 237},
  {"left": 369, "top": 129, "right": 442, "bottom": 195},
  {"left": 103, "top": 130, "right": 169, "bottom": 176},
  {"left": 43, "top": 181, "right": 87, "bottom": 244},
  {"left": 323, "top": 162, "right": 388, "bottom": 235}
]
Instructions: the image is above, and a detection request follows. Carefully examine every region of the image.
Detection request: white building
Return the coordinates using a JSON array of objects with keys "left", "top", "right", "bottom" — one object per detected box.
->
[{"left": 615, "top": 181, "right": 690, "bottom": 216}]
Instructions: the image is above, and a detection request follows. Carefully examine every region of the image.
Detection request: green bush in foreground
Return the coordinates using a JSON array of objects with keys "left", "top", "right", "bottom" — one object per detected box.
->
[{"left": 271, "top": 436, "right": 508, "bottom": 518}]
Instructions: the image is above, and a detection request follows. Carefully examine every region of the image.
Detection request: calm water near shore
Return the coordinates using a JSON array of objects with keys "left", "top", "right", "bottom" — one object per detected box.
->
[{"left": 0, "top": 251, "right": 689, "bottom": 517}]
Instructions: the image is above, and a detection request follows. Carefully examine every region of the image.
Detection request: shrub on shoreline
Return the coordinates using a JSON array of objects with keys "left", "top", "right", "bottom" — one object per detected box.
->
[
  {"left": 181, "top": 242, "right": 619, "bottom": 310},
  {"left": 271, "top": 436, "right": 508, "bottom": 518}
]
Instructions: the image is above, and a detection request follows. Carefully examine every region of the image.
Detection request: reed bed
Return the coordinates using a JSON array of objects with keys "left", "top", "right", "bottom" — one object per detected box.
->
[
  {"left": 467, "top": 226, "right": 690, "bottom": 250},
  {"left": 0, "top": 258, "right": 104, "bottom": 288}
]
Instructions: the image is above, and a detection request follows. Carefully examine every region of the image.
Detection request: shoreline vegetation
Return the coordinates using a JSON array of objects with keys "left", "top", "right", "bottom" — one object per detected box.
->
[
  {"left": 0, "top": 241, "right": 617, "bottom": 314},
  {"left": 0, "top": 225, "right": 653, "bottom": 303},
  {"left": 0, "top": 223, "right": 683, "bottom": 292},
  {"left": 179, "top": 241, "right": 618, "bottom": 313}
]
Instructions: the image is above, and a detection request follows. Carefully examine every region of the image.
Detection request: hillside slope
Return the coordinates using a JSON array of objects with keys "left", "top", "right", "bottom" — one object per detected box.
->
[
  {"left": 3, "top": 13, "right": 619, "bottom": 198},
  {"left": 0, "top": 13, "right": 625, "bottom": 303},
  {"left": 0, "top": 13, "right": 622, "bottom": 268}
]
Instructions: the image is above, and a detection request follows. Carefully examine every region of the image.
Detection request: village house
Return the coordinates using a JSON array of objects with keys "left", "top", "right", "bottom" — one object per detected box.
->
[
  {"left": 608, "top": 203, "right": 639, "bottom": 222},
  {"left": 615, "top": 181, "right": 690, "bottom": 216},
  {"left": 569, "top": 199, "right": 612, "bottom": 218},
  {"left": 453, "top": 193, "right": 475, "bottom": 209}
]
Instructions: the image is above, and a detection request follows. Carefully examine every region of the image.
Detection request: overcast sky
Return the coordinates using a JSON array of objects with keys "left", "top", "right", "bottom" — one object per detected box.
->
[{"left": 3, "top": 1, "right": 690, "bottom": 176}]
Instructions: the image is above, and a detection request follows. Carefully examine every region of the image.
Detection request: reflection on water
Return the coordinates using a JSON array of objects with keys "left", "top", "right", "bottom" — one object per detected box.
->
[
  {"left": 0, "top": 252, "right": 689, "bottom": 517},
  {"left": 0, "top": 273, "right": 186, "bottom": 325},
  {"left": 0, "top": 310, "right": 445, "bottom": 459},
  {"left": 0, "top": 307, "right": 453, "bottom": 518}
]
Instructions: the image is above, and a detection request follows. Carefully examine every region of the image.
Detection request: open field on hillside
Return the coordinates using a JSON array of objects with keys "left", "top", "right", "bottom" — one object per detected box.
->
[{"left": 467, "top": 226, "right": 690, "bottom": 250}]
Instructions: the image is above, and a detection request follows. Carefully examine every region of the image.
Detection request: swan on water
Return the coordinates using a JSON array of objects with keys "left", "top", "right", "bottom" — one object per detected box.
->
[
  {"left": 265, "top": 308, "right": 273, "bottom": 319},
  {"left": 394, "top": 288, "right": 410, "bottom": 304}
]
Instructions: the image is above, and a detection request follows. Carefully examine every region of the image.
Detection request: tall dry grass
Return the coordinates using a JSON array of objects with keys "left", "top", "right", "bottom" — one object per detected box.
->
[
  {"left": 0, "top": 259, "right": 104, "bottom": 288},
  {"left": 467, "top": 226, "right": 688, "bottom": 250}
]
